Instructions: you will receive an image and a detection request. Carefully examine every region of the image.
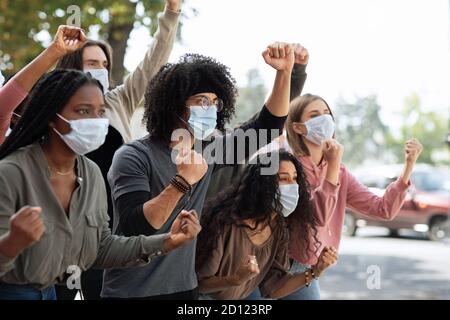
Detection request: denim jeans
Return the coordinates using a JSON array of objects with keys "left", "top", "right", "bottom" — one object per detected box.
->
[
  {"left": 0, "top": 282, "right": 56, "bottom": 300},
  {"left": 245, "top": 287, "right": 263, "bottom": 300},
  {"left": 245, "top": 261, "right": 320, "bottom": 300},
  {"left": 281, "top": 261, "right": 321, "bottom": 300}
]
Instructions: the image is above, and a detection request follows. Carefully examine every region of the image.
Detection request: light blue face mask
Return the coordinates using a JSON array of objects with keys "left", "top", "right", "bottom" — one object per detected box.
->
[
  {"left": 302, "top": 114, "right": 335, "bottom": 145},
  {"left": 277, "top": 183, "right": 300, "bottom": 217},
  {"left": 186, "top": 105, "right": 217, "bottom": 140}
]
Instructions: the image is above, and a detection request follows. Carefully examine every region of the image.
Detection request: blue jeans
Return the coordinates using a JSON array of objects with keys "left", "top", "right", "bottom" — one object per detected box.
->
[
  {"left": 281, "top": 261, "right": 321, "bottom": 300},
  {"left": 245, "top": 262, "right": 321, "bottom": 301},
  {"left": 0, "top": 282, "right": 56, "bottom": 300},
  {"left": 245, "top": 288, "right": 263, "bottom": 300}
]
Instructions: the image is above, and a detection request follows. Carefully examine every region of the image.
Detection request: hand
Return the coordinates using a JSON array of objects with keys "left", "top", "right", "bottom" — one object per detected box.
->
[
  {"left": 166, "top": 210, "right": 201, "bottom": 250},
  {"left": 313, "top": 246, "right": 338, "bottom": 276},
  {"left": 234, "top": 255, "right": 260, "bottom": 285},
  {"left": 166, "top": 0, "right": 182, "bottom": 11},
  {"left": 176, "top": 148, "right": 208, "bottom": 185},
  {"left": 293, "top": 43, "right": 309, "bottom": 65},
  {"left": 323, "top": 139, "right": 344, "bottom": 165},
  {"left": 50, "top": 25, "right": 87, "bottom": 57},
  {"left": 2, "top": 206, "right": 45, "bottom": 258},
  {"left": 262, "top": 42, "right": 295, "bottom": 72},
  {"left": 404, "top": 138, "right": 423, "bottom": 164}
]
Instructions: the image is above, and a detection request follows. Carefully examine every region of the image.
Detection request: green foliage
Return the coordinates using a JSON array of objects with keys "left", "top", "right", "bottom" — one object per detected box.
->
[
  {"left": 386, "top": 93, "right": 449, "bottom": 165},
  {"left": 0, "top": 0, "right": 186, "bottom": 83}
]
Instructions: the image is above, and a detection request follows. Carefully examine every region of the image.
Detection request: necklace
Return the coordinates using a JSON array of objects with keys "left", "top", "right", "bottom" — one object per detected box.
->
[{"left": 48, "top": 166, "right": 74, "bottom": 176}]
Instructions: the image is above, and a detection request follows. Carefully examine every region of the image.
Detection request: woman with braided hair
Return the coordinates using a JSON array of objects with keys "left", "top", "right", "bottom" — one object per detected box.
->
[{"left": 0, "top": 69, "right": 200, "bottom": 300}]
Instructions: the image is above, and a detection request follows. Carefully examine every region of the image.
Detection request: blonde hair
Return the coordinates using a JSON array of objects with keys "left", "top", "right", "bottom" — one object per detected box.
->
[{"left": 286, "top": 94, "right": 333, "bottom": 157}]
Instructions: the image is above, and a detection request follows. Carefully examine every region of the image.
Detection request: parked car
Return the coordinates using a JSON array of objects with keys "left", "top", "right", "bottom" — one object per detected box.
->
[{"left": 343, "top": 164, "right": 450, "bottom": 241}]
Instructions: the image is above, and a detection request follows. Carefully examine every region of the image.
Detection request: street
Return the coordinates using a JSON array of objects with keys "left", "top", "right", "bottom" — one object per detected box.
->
[{"left": 320, "top": 227, "right": 450, "bottom": 299}]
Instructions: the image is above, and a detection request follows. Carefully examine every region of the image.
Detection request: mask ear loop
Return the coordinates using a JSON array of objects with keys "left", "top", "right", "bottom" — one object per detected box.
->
[
  {"left": 56, "top": 113, "right": 71, "bottom": 124},
  {"left": 52, "top": 113, "right": 73, "bottom": 137},
  {"left": 292, "top": 122, "right": 307, "bottom": 136},
  {"left": 178, "top": 114, "right": 195, "bottom": 138}
]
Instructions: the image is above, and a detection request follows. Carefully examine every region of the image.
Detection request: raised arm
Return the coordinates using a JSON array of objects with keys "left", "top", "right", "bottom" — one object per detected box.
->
[
  {"left": 346, "top": 139, "right": 422, "bottom": 221},
  {"left": 212, "top": 42, "right": 295, "bottom": 168},
  {"left": 0, "top": 26, "right": 86, "bottom": 143},
  {"left": 263, "top": 42, "right": 295, "bottom": 117},
  {"left": 290, "top": 43, "right": 309, "bottom": 101},
  {"left": 109, "top": 144, "right": 206, "bottom": 233},
  {"left": 106, "top": 0, "right": 181, "bottom": 130}
]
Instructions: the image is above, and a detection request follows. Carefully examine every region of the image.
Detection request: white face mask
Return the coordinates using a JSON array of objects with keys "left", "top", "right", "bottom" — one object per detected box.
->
[
  {"left": 301, "top": 114, "right": 335, "bottom": 145},
  {"left": 53, "top": 114, "right": 109, "bottom": 155},
  {"left": 277, "top": 183, "right": 300, "bottom": 217},
  {"left": 84, "top": 69, "right": 109, "bottom": 94},
  {"left": 0, "top": 70, "right": 5, "bottom": 88}
]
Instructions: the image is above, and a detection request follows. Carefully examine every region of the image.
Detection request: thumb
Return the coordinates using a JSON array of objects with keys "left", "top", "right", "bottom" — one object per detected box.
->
[
  {"left": 262, "top": 48, "right": 271, "bottom": 61},
  {"left": 79, "top": 29, "right": 87, "bottom": 42},
  {"left": 55, "top": 26, "right": 65, "bottom": 41},
  {"left": 30, "top": 207, "right": 42, "bottom": 214}
]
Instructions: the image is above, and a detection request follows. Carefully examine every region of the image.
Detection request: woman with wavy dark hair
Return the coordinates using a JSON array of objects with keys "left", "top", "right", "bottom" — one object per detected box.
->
[{"left": 196, "top": 150, "right": 338, "bottom": 300}]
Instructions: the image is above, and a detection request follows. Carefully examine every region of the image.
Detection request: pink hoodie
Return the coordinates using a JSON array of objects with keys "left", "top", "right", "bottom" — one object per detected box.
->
[
  {"left": 0, "top": 79, "right": 28, "bottom": 144},
  {"left": 290, "top": 156, "right": 411, "bottom": 265}
]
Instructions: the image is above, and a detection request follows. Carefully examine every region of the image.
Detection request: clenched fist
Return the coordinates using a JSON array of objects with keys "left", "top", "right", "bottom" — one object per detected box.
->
[
  {"left": 313, "top": 246, "right": 338, "bottom": 277},
  {"left": 1, "top": 206, "right": 45, "bottom": 259},
  {"left": 262, "top": 42, "right": 295, "bottom": 72},
  {"left": 293, "top": 43, "right": 309, "bottom": 65},
  {"left": 50, "top": 25, "right": 87, "bottom": 57},
  {"left": 404, "top": 138, "right": 423, "bottom": 164},
  {"left": 233, "top": 255, "right": 260, "bottom": 285},
  {"left": 175, "top": 148, "right": 208, "bottom": 185}
]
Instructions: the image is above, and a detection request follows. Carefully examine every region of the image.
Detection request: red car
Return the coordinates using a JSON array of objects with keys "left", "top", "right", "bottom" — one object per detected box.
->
[{"left": 343, "top": 164, "right": 450, "bottom": 241}]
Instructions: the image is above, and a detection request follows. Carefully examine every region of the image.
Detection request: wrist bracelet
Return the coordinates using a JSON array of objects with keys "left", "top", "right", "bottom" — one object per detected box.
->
[
  {"left": 170, "top": 176, "right": 190, "bottom": 194},
  {"left": 175, "top": 174, "right": 192, "bottom": 190},
  {"left": 304, "top": 269, "right": 311, "bottom": 287},
  {"left": 310, "top": 267, "right": 319, "bottom": 280}
]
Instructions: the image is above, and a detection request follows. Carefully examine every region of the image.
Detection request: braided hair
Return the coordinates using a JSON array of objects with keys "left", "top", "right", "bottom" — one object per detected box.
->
[
  {"left": 0, "top": 69, "right": 102, "bottom": 160},
  {"left": 196, "top": 150, "right": 321, "bottom": 266}
]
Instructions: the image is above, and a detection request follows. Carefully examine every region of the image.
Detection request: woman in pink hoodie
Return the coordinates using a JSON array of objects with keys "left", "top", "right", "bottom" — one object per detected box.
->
[{"left": 281, "top": 93, "right": 423, "bottom": 300}]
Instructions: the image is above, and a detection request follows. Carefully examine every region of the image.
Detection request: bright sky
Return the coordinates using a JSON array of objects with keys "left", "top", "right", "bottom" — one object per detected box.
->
[{"left": 125, "top": 0, "right": 450, "bottom": 129}]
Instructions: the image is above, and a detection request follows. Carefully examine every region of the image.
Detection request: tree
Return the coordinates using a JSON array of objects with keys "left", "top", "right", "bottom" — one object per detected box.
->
[
  {"left": 228, "top": 68, "right": 268, "bottom": 129},
  {"left": 386, "top": 93, "right": 449, "bottom": 165},
  {"left": 334, "top": 95, "right": 390, "bottom": 168},
  {"left": 0, "top": 0, "right": 191, "bottom": 85}
]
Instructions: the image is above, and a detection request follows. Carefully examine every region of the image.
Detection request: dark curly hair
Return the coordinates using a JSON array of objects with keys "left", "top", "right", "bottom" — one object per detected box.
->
[
  {"left": 196, "top": 150, "right": 321, "bottom": 266},
  {"left": 143, "top": 53, "right": 238, "bottom": 144}
]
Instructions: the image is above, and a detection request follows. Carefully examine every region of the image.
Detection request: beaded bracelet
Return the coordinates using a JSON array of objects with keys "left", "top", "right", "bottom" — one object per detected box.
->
[
  {"left": 304, "top": 269, "right": 311, "bottom": 287},
  {"left": 310, "top": 267, "right": 319, "bottom": 280}
]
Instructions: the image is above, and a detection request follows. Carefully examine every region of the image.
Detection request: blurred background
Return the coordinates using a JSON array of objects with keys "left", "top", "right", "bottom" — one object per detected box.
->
[{"left": 1, "top": 0, "right": 449, "bottom": 299}]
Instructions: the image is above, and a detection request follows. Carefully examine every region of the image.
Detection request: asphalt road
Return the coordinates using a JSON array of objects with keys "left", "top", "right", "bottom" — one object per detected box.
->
[{"left": 320, "top": 227, "right": 450, "bottom": 300}]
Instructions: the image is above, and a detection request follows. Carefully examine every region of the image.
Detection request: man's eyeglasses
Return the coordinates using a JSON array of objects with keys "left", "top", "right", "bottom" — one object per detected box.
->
[{"left": 188, "top": 96, "right": 223, "bottom": 112}]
